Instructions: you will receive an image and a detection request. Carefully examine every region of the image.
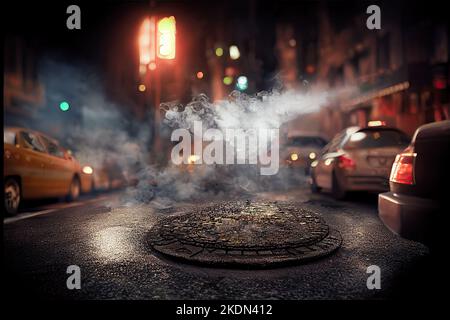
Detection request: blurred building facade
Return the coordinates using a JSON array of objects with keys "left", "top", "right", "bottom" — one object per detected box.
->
[
  {"left": 4, "top": 36, "right": 46, "bottom": 127},
  {"left": 313, "top": 2, "right": 449, "bottom": 138}
]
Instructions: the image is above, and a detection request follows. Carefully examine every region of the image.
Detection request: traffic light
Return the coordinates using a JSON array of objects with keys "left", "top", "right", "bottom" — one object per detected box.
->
[
  {"left": 139, "top": 17, "right": 156, "bottom": 73},
  {"left": 236, "top": 76, "right": 248, "bottom": 91},
  {"left": 59, "top": 101, "right": 70, "bottom": 112},
  {"left": 157, "top": 16, "right": 176, "bottom": 60}
]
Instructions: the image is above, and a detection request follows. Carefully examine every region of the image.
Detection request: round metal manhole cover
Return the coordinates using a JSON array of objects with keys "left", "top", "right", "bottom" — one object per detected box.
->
[{"left": 147, "top": 201, "right": 342, "bottom": 268}]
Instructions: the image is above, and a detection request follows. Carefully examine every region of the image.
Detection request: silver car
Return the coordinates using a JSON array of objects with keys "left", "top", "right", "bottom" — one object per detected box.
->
[{"left": 310, "top": 124, "right": 410, "bottom": 199}]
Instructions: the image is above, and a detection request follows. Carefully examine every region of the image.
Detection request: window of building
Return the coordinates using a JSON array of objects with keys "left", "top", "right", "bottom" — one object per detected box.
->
[{"left": 377, "top": 33, "right": 391, "bottom": 71}]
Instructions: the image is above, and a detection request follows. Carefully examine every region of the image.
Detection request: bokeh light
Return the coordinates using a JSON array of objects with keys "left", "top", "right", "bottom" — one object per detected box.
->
[
  {"left": 215, "top": 47, "right": 224, "bottom": 57},
  {"left": 223, "top": 76, "right": 233, "bottom": 85},
  {"left": 229, "top": 45, "right": 240, "bottom": 60},
  {"left": 236, "top": 76, "right": 248, "bottom": 91},
  {"left": 59, "top": 101, "right": 70, "bottom": 112}
]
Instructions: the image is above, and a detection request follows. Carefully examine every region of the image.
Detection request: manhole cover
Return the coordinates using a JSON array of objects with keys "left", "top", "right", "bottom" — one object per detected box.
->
[{"left": 147, "top": 201, "right": 342, "bottom": 268}]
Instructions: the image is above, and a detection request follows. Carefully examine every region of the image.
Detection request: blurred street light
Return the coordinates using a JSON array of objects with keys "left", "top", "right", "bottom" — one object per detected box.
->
[
  {"left": 223, "top": 76, "right": 233, "bottom": 85},
  {"left": 236, "top": 76, "right": 248, "bottom": 91},
  {"left": 215, "top": 47, "right": 224, "bottom": 57},
  {"left": 138, "top": 84, "right": 146, "bottom": 92},
  {"left": 139, "top": 18, "right": 153, "bottom": 65},
  {"left": 196, "top": 71, "right": 204, "bottom": 79},
  {"left": 229, "top": 45, "right": 240, "bottom": 60},
  {"left": 225, "top": 66, "right": 236, "bottom": 76},
  {"left": 157, "top": 16, "right": 176, "bottom": 59},
  {"left": 59, "top": 101, "right": 70, "bottom": 112}
]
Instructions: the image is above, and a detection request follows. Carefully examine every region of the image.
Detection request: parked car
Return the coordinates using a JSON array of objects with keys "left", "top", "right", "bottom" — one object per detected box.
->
[
  {"left": 309, "top": 122, "right": 410, "bottom": 199},
  {"left": 78, "top": 159, "right": 128, "bottom": 193},
  {"left": 378, "top": 120, "right": 450, "bottom": 248},
  {"left": 282, "top": 133, "right": 328, "bottom": 172},
  {"left": 4, "top": 127, "right": 88, "bottom": 215},
  {"left": 91, "top": 165, "right": 111, "bottom": 191}
]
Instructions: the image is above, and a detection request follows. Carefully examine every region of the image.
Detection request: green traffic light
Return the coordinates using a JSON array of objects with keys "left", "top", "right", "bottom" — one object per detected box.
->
[
  {"left": 59, "top": 101, "right": 70, "bottom": 112},
  {"left": 236, "top": 76, "right": 248, "bottom": 91}
]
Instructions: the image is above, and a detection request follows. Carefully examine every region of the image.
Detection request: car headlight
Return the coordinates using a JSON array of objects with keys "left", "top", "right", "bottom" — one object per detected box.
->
[
  {"left": 311, "top": 160, "right": 318, "bottom": 168},
  {"left": 290, "top": 153, "right": 298, "bottom": 161},
  {"left": 188, "top": 155, "right": 200, "bottom": 164},
  {"left": 309, "top": 152, "right": 316, "bottom": 160},
  {"left": 82, "top": 166, "right": 93, "bottom": 175}
]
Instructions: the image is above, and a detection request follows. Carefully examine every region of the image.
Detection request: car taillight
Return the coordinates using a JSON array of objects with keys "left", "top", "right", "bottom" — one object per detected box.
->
[
  {"left": 390, "top": 152, "right": 416, "bottom": 185},
  {"left": 338, "top": 154, "right": 356, "bottom": 169}
]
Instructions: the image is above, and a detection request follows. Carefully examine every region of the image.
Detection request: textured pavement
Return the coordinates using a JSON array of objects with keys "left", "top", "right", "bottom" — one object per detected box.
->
[{"left": 3, "top": 187, "right": 437, "bottom": 300}]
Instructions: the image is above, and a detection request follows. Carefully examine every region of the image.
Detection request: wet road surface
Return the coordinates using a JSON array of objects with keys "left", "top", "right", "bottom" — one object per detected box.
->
[{"left": 3, "top": 187, "right": 440, "bottom": 300}]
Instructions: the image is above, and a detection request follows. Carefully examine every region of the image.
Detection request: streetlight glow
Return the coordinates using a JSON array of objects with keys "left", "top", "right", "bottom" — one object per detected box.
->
[
  {"left": 215, "top": 47, "right": 224, "bottom": 57},
  {"left": 236, "top": 76, "right": 248, "bottom": 91},
  {"left": 157, "top": 16, "right": 176, "bottom": 59},
  {"left": 223, "top": 76, "right": 233, "bottom": 85},
  {"left": 229, "top": 45, "right": 240, "bottom": 60},
  {"left": 59, "top": 101, "right": 70, "bottom": 112}
]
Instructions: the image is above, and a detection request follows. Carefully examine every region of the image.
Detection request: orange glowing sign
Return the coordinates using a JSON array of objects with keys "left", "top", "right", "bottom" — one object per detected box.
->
[
  {"left": 139, "top": 17, "right": 156, "bottom": 70},
  {"left": 157, "top": 16, "right": 176, "bottom": 60}
]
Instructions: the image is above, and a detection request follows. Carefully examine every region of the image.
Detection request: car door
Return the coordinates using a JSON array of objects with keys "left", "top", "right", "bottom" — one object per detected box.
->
[
  {"left": 38, "top": 135, "right": 75, "bottom": 197},
  {"left": 315, "top": 145, "right": 329, "bottom": 188},
  {"left": 16, "top": 130, "right": 51, "bottom": 199}
]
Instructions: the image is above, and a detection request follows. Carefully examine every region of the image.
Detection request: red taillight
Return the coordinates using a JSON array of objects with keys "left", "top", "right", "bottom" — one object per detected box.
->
[
  {"left": 390, "top": 152, "right": 416, "bottom": 185},
  {"left": 338, "top": 154, "right": 356, "bottom": 169}
]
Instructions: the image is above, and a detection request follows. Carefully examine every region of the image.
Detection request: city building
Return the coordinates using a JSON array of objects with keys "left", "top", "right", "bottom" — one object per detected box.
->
[{"left": 314, "top": 1, "right": 449, "bottom": 138}]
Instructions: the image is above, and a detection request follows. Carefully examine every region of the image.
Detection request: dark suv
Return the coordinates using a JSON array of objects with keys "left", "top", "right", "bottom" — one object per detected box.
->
[{"left": 378, "top": 120, "right": 450, "bottom": 248}]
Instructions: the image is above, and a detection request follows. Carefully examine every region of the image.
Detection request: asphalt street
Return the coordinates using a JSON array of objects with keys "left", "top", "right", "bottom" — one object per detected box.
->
[{"left": 3, "top": 186, "right": 440, "bottom": 300}]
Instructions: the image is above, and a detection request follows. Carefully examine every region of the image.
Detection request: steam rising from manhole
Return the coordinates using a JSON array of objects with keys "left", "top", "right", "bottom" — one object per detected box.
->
[{"left": 147, "top": 201, "right": 342, "bottom": 268}]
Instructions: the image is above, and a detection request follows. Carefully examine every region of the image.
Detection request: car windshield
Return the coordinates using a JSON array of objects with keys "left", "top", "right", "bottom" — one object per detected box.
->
[
  {"left": 288, "top": 136, "right": 327, "bottom": 147},
  {"left": 344, "top": 129, "right": 410, "bottom": 149}
]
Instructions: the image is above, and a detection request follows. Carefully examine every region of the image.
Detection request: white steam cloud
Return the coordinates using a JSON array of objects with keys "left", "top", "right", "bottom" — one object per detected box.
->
[{"left": 33, "top": 59, "right": 346, "bottom": 208}]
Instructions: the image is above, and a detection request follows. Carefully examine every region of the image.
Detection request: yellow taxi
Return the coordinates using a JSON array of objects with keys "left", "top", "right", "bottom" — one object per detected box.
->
[{"left": 4, "top": 127, "right": 92, "bottom": 215}]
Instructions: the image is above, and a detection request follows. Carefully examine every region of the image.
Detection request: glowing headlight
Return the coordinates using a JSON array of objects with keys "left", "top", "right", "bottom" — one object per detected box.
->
[
  {"left": 309, "top": 152, "right": 316, "bottom": 160},
  {"left": 311, "top": 160, "right": 318, "bottom": 168},
  {"left": 82, "top": 166, "right": 93, "bottom": 175},
  {"left": 290, "top": 153, "right": 299, "bottom": 161},
  {"left": 188, "top": 155, "right": 200, "bottom": 164}
]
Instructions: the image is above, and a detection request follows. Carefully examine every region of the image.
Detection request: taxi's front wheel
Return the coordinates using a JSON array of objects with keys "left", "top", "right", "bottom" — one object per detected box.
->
[
  {"left": 66, "top": 177, "right": 81, "bottom": 202},
  {"left": 4, "top": 178, "right": 21, "bottom": 216}
]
